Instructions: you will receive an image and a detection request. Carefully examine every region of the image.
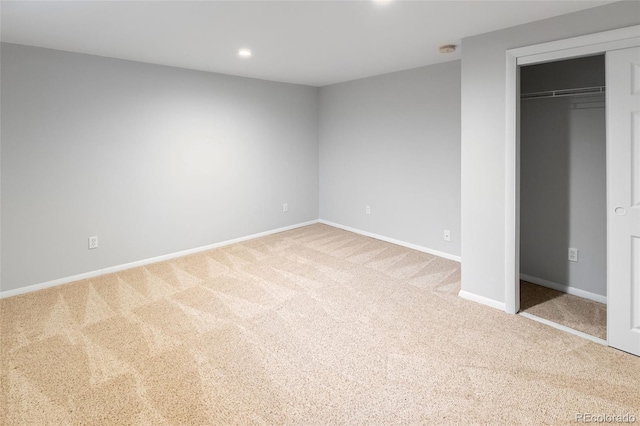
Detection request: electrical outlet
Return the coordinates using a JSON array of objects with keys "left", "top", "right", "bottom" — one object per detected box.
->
[
  {"left": 365, "top": 205, "right": 371, "bottom": 215},
  {"left": 568, "top": 247, "right": 578, "bottom": 262},
  {"left": 283, "top": 203, "right": 288, "bottom": 212},
  {"left": 443, "top": 229, "right": 451, "bottom": 242},
  {"left": 88, "top": 236, "right": 98, "bottom": 250}
]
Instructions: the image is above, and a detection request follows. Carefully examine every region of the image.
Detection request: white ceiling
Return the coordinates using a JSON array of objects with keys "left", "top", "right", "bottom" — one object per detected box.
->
[{"left": 1, "top": 1, "right": 613, "bottom": 87}]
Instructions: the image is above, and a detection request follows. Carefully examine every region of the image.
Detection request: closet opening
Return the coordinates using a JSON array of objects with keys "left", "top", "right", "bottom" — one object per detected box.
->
[{"left": 518, "top": 54, "right": 607, "bottom": 341}]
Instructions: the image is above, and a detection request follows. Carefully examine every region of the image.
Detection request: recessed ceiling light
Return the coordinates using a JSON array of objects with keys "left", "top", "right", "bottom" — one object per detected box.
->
[
  {"left": 238, "top": 48, "right": 252, "bottom": 58},
  {"left": 439, "top": 45, "right": 457, "bottom": 54}
]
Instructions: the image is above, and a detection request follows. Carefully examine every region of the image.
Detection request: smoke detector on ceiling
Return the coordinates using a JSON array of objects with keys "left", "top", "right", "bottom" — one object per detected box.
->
[{"left": 439, "top": 45, "right": 457, "bottom": 54}]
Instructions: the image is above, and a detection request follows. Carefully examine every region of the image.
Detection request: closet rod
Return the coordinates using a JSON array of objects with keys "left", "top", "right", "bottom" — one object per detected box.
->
[{"left": 521, "top": 85, "right": 605, "bottom": 100}]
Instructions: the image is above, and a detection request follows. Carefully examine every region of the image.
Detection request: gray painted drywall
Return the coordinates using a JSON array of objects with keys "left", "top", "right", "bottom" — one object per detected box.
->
[
  {"left": 520, "top": 55, "right": 605, "bottom": 94},
  {"left": 319, "top": 61, "right": 461, "bottom": 256},
  {"left": 0, "top": 44, "right": 2, "bottom": 294},
  {"left": 460, "top": 1, "right": 640, "bottom": 303},
  {"left": 1, "top": 43, "right": 319, "bottom": 292},
  {"left": 520, "top": 94, "right": 606, "bottom": 297}
]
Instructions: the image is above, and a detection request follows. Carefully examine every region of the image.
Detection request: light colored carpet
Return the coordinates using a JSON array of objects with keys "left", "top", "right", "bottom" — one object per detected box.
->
[
  {"left": 1, "top": 224, "right": 638, "bottom": 425},
  {"left": 520, "top": 280, "right": 607, "bottom": 340}
]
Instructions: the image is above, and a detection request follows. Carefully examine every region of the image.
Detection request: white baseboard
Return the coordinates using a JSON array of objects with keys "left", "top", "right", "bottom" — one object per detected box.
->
[
  {"left": 519, "top": 273, "right": 606, "bottom": 304},
  {"left": 458, "top": 289, "right": 506, "bottom": 311},
  {"left": 319, "top": 220, "right": 461, "bottom": 263},
  {"left": 0, "top": 220, "right": 320, "bottom": 299}
]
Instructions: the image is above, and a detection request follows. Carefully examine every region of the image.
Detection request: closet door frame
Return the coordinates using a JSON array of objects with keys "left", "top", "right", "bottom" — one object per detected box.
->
[{"left": 504, "top": 25, "right": 640, "bottom": 317}]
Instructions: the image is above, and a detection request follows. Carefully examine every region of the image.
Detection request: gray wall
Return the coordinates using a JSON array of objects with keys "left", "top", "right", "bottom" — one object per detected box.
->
[
  {"left": 520, "top": 55, "right": 605, "bottom": 94},
  {"left": 520, "top": 95, "right": 606, "bottom": 296},
  {"left": 460, "top": 1, "right": 640, "bottom": 303},
  {"left": 1, "top": 43, "right": 319, "bottom": 292},
  {"left": 319, "top": 61, "right": 461, "bottom": 256}
]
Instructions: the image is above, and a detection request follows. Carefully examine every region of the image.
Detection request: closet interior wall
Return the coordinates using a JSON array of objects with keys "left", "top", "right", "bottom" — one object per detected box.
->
[{"left": 519, "top": 55, "right": 607, "bottom": 301}]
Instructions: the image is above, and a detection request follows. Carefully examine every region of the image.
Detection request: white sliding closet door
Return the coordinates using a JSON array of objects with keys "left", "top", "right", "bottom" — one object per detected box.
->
[{"left": 607, "top": 46, "right": 640, "bottom": 357}]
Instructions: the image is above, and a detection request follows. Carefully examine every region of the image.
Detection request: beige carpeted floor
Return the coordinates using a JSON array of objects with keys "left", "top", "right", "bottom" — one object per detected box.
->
[
  {"left": 520, "top": 280, "right": 607, "bottom": 340},
  {"left": 1, "top": 224, "right": 638, "bottom": 425}
]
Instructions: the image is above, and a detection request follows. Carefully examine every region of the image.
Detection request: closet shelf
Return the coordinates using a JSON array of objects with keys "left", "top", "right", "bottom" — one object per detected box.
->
[{"left": 521, "top": 85, "right": 605, "bottom": 99}]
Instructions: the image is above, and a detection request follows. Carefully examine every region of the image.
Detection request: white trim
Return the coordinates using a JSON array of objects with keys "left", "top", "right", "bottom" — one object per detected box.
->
[
  {"left": 0, "top": 220, "right": 319, "bottom": 299},
  {"left": 517, "top": 37, "right": 640, "bottom": 66},
  {"left": 518, "top": 312, "right": 607, "bottom": 346},
  {"left": 504, "top": 25, "right": 640, "bottom": 316},
  {"left": 319, "top": 219, "right": 461, "bottom": 262},
  {"left": 505, "top": 50, "right": 520, "bottom": 315},
  {"left": 520, "top": 273, "right": 607, "bottom": 305},
  {"left": 509, "top": 26, "right": 640, "bottom": 61},
  {"left": 458, "top": 289, "right": 506, "bottom": 311}
]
